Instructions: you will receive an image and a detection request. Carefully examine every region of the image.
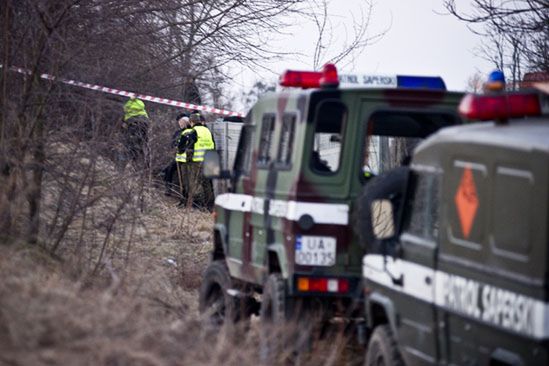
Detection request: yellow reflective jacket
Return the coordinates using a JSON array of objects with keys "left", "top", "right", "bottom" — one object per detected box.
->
[
  {"left": 192, "top": 125, "right": 215, "bottom": 162},
  {"left": 123, "top": 98, "right": 149, "bottom": 121}
]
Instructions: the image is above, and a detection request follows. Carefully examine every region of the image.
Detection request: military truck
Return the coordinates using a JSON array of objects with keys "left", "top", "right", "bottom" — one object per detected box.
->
[
  {"left": 361, "top": 85, "right": 549, "bottom": 365},
  {"left": 198, "top": 64, "right": 465, "bottom": 357}
]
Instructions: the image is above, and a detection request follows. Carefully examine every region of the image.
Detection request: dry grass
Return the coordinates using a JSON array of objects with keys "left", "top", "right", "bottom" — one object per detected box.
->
[
  {"left": 0, "top": 194, "right": 269, "bottom": 365},
  {"left": 0, "top": 138, "right": 222, "bottom": 365},
  {"left": 0, "top": 239, "right": 363, "bottom": 366}
]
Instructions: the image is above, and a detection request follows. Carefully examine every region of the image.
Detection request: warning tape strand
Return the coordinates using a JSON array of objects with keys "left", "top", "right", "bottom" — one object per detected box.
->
[{"left": 1, "top": 65, "right": 244, "bottom": 118}]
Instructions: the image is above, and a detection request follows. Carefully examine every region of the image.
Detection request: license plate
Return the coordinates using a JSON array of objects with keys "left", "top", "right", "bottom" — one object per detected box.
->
[{"left": 295, "top": 236, "right": 336, "bottom": 266}]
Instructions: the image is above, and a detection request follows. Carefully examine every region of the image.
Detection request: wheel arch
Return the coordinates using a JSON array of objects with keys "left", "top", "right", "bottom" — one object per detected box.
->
[
  {"left": 267, "top": 243, "right": 288, "bottom": 279},
  {"left": 212, "top": 223, "right": 228, "bottom": 261},
  {"left": 367, "top": 292, "right": 399, "bottom": 337}
]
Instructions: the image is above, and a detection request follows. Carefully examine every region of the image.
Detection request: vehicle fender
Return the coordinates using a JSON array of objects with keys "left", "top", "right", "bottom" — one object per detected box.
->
[
  {"left": 366, "top": 291, "right": 398, "bottom": 337},
  {"left": 491, "top": 348, "right": 524, "bottom": 366},
  {"left": 267, "top": 243, "right": 289, "bottom": 279}
]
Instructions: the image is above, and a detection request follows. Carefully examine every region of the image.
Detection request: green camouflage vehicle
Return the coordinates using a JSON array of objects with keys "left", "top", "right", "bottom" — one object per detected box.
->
[
  {"left": 199, "top": 64, "right": 464, "bottom": 355},
  {"left": 361, "top": 85, "right": 549, "bottom": 365}
]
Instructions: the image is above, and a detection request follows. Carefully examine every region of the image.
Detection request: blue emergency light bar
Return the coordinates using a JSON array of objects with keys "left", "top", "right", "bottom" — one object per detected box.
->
[{"left": 396, "top": 75, "right": 446, "bottom": 90}]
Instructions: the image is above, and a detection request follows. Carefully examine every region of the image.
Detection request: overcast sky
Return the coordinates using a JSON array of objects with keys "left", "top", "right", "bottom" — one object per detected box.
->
[{"left": 234, "top": 0, "right": 495, "bottom": 96}]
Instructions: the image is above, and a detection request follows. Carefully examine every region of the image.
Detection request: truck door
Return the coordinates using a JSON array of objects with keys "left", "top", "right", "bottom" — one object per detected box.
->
[
  {"left": 225, "top": 121, "right": 256, "bottom": 278},
  {"left": 253, "top": 112, "right": 299, "bottom": 278},
  {"left": 396, "top": 165, "right": 442, "bottom": 364},
  {"left": 247, "top": 113, "right": 277, "bottom": 279},
  {"left": 434, "top": 159, "right": 488, "bottom": 365}
]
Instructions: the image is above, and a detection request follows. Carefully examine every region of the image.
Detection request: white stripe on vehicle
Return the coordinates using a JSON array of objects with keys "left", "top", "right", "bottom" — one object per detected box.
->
[
  {"left": 284, "top": 200, "right": 349, "bottom": 225},
  {"left": 215, "top": 193, "right": 252, "bottom": 212},
  {"left": 363, "top": 254, "right": 549, "bottom": 340},
  {"left": 214, "top": 193, "right": 349, "bottom": 225},
  {"left": 362, "top": 254, "right": 435, "bottom": 304}
]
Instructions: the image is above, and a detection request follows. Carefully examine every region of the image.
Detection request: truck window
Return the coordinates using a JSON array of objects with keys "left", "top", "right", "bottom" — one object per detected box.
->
[
  {"left": 362, "top": 111, "right": 457, "bottom": 178},
  {"left": 310, "top": 100, "right": 347, "bottom": 174},
  {"left": 364, "top": 136, "right": 421, "bottom": 176},
  {"left": 402, "top": 170, "right": 440, "bottom": 242},
  {"left": 276, "top": 113, "right": 296, "bottom": 168},
  {"left": 233, "top": 124, "right": 255, "bottom": 177},
  {"left": 493, "top": 166, "right": 533, "bottom": 257},
  {"left": 257, "top": 114, "right": 275, "bottom": 167}
]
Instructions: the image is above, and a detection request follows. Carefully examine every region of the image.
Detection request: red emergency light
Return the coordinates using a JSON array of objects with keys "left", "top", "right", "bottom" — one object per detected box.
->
[
  {"left": 458, "top": 92, "right": 542, "bottom": 121},
  {"left": 297, "top": 276, "right": 349, "bottom": 293},
  {"left": 279, "top": 63, "right": 339, "bottom": 89}
]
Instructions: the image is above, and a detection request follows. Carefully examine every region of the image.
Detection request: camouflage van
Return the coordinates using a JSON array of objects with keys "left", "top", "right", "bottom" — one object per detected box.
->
[
  {"left": 199, "top": 64, "right": 464, "bottom": 354},
  {"left": 361, "top": 86, "right": 549, "bottom": 365}
]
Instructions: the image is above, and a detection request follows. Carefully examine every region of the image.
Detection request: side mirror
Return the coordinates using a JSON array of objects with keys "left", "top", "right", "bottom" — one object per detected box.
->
[
  {"left": 371, "top": 199, "right": 395, "bottom": 239},
  {"left": 355, "top": 166, "right": 409, "bottom": 252},
  {"left": 203, "top": 151, "right": 231, "bottom": 179},
  {"left": 370, "top": 198, "right": 403, "bottom": 285}
]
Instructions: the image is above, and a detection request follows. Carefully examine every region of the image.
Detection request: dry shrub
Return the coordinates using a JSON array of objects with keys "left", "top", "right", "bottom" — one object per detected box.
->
[{"left": 0, "top": 138, "right": 360, "bottom": 366}]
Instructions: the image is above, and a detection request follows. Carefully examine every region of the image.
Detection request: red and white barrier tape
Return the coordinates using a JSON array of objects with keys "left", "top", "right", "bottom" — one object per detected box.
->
[{"left": 2, "top": 65, "right": 244, "bottom": 118}]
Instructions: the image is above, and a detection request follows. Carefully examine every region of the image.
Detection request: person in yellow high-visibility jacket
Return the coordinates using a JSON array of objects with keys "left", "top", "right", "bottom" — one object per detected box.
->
[
  {"left": 163, "top": 113, "right": 189, "bottom": 196},
  {"left": 174, "top": 116, "right": 194, "bottom": 201},
  {"left": 121, "top": 97, "right": 149, "bottom": 170},
  {"left": 176, "top": 111, "right": 215, "bottom": 209}
]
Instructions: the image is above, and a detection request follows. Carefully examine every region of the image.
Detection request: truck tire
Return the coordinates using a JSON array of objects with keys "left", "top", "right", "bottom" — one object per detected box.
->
[
  {"left": 198, "top": 260, "right": 248, "bottom": 330},
  {"left": 355, "top": 167, "right": 409, "bottom": 252},
  {"left": 365, "top": 325, "right": 404, "bottom": 366},
  {"left": 260, "top": 273, "right": 292, "bottom": 363}
]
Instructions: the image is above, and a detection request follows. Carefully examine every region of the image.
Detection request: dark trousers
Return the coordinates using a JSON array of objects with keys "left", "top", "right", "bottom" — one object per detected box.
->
[
  {"left": 123, "top": 119, "right": 149, "bottom": 170},
  {"left": 179, "top": 162, "right": 214, "bottom": 210},
  {"left": 163, "top": 160, "right": 178, "bottom": 186}
]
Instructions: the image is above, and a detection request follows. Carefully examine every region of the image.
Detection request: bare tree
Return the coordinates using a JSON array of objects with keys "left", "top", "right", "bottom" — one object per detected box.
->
[
  {"left": 241, "top": 80, "right": 277, "bottom": 110},
  {"left": 0, "top": 0, "right": 384, "bottom": 253},
  {"left": 309, "top": 0, "right": 388, "bottom": 70},
  {"left": 444, "top": 0, "right": 548, "bottom": 87},
  {"left": 466, "top": 71, "right": 484, "bottom": 93},
  {"left": 0, "top": 0, "right": 308, "bottom": 249}
]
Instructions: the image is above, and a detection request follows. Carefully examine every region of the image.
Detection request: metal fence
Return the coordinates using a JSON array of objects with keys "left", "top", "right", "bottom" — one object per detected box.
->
[{"left": 207, "top": 120, "right": 243, "bottom": 170}]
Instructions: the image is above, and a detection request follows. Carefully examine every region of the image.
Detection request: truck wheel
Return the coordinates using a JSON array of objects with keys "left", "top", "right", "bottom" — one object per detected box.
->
[
  {"left": 365, "top": 325, "right": 404, "bottom": 366},
  {"left": 355, "top": 167, "right": 409, "bottom": 252},
  {"left": 198, "top": 261, "right": 247, "bottom": 329},
  {"left": 260, "top": 273, "right": 291, "bottom": 363}
]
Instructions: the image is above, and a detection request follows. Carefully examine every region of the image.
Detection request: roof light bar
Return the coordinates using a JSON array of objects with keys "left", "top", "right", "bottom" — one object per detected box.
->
[
  {"left": 397, "top": 75, "right": 446, "bottom": 90},
  {"left": 279, "top": 69, "right": 322, "bottom": 89},
  {"left": 458, "top": 92, "right": 542, "bottom": 121},
  {"left": 319, "top": 63, "right": 339, "bottom": 88},
  {"left": 279, "top": 63, "right": 338, "bottom": 89},
  {"left": 279, "top": 65, "right": 446, "bottom": 90},
  {"left": 484, "top": 70, "right": 506, "bottom": 92}
]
